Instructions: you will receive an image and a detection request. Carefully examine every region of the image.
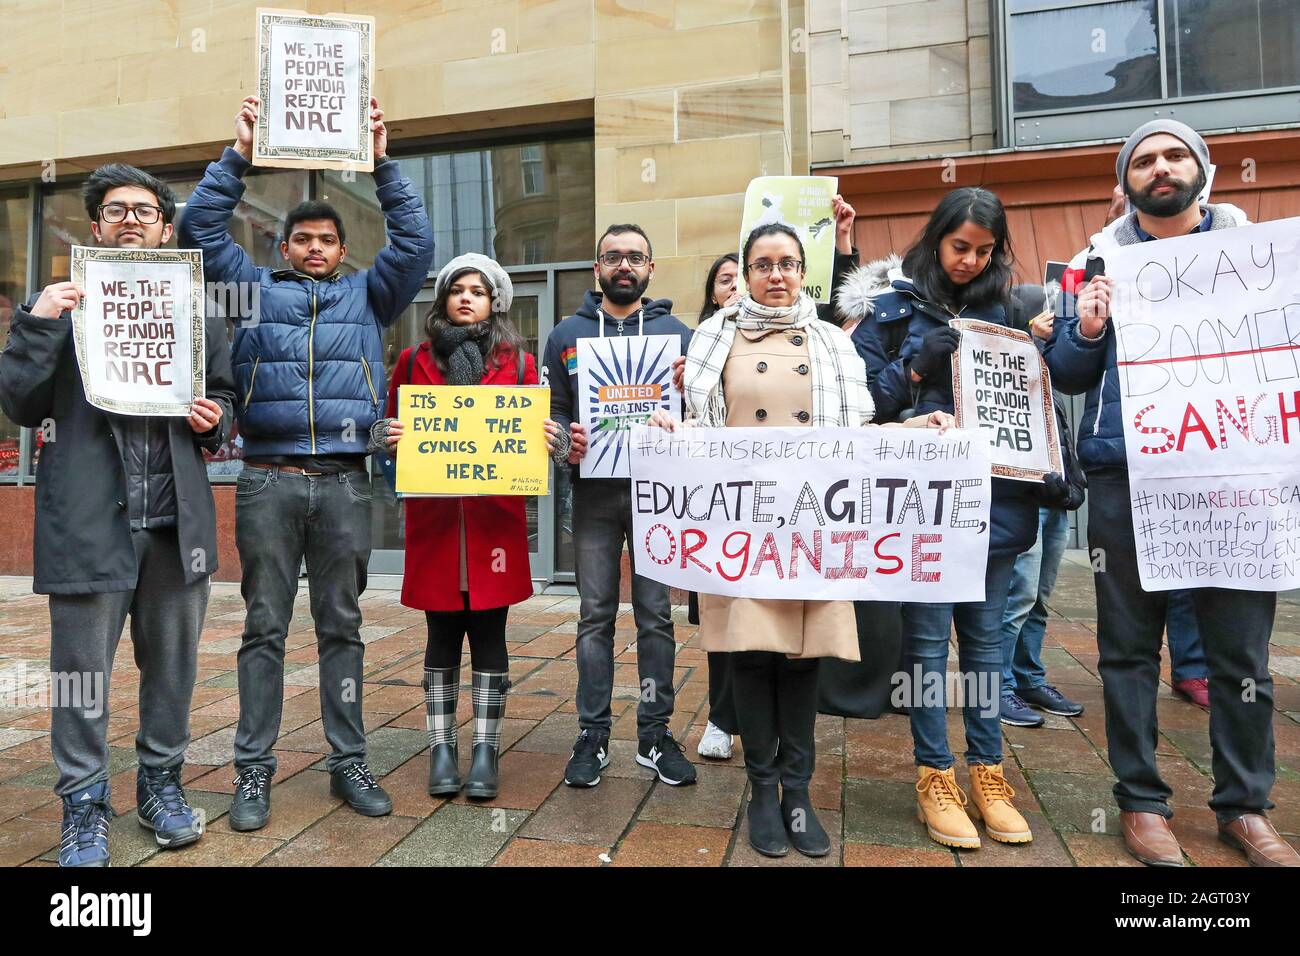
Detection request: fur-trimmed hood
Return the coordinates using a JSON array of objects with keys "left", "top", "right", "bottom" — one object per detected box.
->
[{"left": 834, "top": 254, "right": 903, "bottom": 323}]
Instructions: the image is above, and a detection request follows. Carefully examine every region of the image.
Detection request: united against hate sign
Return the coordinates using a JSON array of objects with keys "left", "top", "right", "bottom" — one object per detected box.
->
[
  {"left": 69, "top": 247, "right": 205, "bottom": 416},
  {"left": 254, "top": 8, "right": 375, "bottom": 171}
]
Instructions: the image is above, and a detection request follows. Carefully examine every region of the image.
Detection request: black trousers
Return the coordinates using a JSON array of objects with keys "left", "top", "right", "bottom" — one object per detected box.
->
[
  {"left": 424, "top": 593, "right": 509, "bottom": 671},
  {"left": 730, "top": 651, "right": 819, "bottom": 789},
  {"left": 1088, "top": 473, "right": 1276, "bottom": 823},
  {"left": 705, "top": 652, "right": 739, "bottom": 735}
]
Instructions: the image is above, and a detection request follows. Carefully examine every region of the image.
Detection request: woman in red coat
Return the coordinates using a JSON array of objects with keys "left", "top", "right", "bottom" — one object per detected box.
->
[{"left": 374, "top": 253, "right": 578, "bottom": 801}]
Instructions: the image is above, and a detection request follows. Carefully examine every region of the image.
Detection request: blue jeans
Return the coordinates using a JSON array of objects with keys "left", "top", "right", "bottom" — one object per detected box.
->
[
  {"left": 1166, "top": 589, "right": 1209, "bottom": 682},
  {"left": 901, "top": 554, "right": 1017, "bottom": 770},
  {"left": 998, "top": 507, "right": 1070, "bottom": 695}
]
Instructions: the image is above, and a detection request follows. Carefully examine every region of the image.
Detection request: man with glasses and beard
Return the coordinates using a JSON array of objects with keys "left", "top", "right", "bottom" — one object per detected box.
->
[
  {"left": 542, "top": 224, "right": 697, "bottom": 789},
  {"left": 0, "top": 165, "right": 235, "bottom": 866},
  {"left": 1048, "top": 120, "right": 1298, "bottom": 868}
]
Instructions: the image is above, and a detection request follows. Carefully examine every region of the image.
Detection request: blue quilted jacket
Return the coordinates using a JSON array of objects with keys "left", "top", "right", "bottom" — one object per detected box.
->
[{"left": 178, "top": 148, "right": 434, "bottom": 456}]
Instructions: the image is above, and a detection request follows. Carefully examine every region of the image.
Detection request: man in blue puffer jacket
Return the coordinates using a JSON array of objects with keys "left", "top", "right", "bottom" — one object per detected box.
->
[
  {"left": 178, "top": 95, "right": 434, "bottom": 830},
  {"left": 1047, "top": 119, "right": 1297, "bottom": 868}
]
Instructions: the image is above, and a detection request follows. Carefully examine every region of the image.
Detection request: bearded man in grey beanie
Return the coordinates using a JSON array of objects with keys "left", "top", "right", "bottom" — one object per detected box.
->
[{"left": 1047, "top": 119, "right": 1298, "bottom": 867}]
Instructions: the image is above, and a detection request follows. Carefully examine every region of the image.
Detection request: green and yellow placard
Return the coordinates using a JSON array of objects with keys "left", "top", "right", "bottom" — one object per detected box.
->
[{"left": 395, "top": 385, "right": 550, "bottom": 496}]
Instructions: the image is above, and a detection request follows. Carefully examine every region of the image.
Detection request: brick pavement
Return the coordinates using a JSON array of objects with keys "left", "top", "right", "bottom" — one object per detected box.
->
[{"left": 2, "top": 554, "right": 1298, "bottom": 867}]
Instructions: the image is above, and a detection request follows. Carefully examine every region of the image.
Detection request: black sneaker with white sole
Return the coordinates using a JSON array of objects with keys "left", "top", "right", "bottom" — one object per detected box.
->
[
  {"left": 636, "top": 730, "right": 697, "bottom": 786},
  {"left": 564, "top": 730, "right": 610, "bottom": 787}
]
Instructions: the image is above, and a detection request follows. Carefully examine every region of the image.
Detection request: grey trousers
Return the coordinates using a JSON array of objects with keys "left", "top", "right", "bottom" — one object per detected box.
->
[
  {"left": 233, "top": 467, "right": 372, "bottom": 774},
  {"left": 48, "top": 527, "right": 209, "bottom": 797}
]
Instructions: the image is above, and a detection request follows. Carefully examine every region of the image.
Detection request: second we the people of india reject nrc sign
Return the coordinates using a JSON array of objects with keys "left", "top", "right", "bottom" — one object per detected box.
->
[
  {"left": 1110, "top": 215, "right": 1300, "bottom": 592},
  {"left": 629, "top": 425, "right": 993, "bottom": 603},
  {"left": 394, "top": 385, "right": 550, "bottom": 496},
  {"left": 951, "top": 319, "right": 1062, "bottom": 481},
  {"left": 69, "top": 246, "right": 206, "bottom": 416},
  {"left": 254, "top": 8, "right": 375, "bottom": 171}
]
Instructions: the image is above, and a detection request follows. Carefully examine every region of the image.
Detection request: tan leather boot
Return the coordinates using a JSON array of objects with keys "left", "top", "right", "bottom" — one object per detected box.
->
[
  {"left": 968, "top": 762, "right": 1033, "bottom": 844},
  {"left": 916, "top": 766, "right": 980, "bottom": 849}
]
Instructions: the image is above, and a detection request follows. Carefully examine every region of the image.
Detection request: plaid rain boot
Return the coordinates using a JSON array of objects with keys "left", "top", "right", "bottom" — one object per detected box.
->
[
  {"left": 424, "top": 666, "right": 462, "bottom": 796},
  {"left": 464, "top": 670, "right": 510, "bottom": 800}
]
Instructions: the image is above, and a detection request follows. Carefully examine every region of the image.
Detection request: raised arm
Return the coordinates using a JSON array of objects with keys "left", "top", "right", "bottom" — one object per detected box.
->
[{"left": 363, "top": 99, "right": 435, "bottom": 326}]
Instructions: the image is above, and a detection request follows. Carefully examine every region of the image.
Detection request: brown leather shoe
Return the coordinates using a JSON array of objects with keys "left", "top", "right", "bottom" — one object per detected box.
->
[
  {"left": 1218, "top": 814, "right": 1300, "bottom": 867},
  {"left": 1121, "top": 810, "right": 1184, "bottom": 867}
]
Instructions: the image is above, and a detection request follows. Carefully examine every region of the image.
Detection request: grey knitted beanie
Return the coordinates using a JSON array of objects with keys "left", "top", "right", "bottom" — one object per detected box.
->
[{"left": 1115, "top": 119, "right": 1210, "bottom": 186}]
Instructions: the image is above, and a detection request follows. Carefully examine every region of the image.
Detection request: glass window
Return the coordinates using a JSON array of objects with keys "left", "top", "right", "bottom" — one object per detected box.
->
[
  {"left": 521, "top": 144, "right": 544, "bottom": 196},
  {"left": 1164, "top": 0, "right": 1300, "bottom": 98},
  {"left": 0, "top": 188, "right": 32, "bottom": 478},
  {"left": 1011, "top": 0, "right": 1161, "bottom": 113},
  {"left": 319, "top": 137, "right": 594, "bottom": 276}
]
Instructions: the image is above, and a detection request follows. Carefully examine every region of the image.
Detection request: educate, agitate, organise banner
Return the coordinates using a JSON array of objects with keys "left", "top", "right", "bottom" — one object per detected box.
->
[
  {"left": 254, "top": 8, "right": 375, "bottom": 171},
  {"left": 70, "top": 247, "right": 205, "bottom": 416},
  {"left": 629, "top": 425, "right": 993, "bottom": 602},
  {"left": 1110, "top": 215, "right": 1300, "bottom": 591},
  {"left": 577, "top": 334, "right": 681, "bottom": 479},
  {"left": 394, "top": 385, "right": 550, "bottom": 496},
  {"left": 739, "top": 176, "right": 837, "bottom": 303},
  {"left": 951, "top": 319, "right": 1061, "bottom": 481}
]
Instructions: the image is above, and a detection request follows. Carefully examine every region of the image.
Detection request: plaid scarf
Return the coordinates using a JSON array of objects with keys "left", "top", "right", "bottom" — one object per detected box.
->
[{"left": 684, "top": 293, "right": 873, "bottom": 427}]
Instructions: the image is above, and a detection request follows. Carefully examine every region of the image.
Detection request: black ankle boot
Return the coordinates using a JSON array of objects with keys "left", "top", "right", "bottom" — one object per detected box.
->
[
  {"left": 747, "top": 783, "right": 789, "bottom": 857},
  {"left": 781, "top": 788, "right": 830, "bottom": 857},
  {"left": 463, "top": 743, "right": 499, "bottom": 799},
  {"left": 428, "top": 743, "right": 461, "bottom": 796}
]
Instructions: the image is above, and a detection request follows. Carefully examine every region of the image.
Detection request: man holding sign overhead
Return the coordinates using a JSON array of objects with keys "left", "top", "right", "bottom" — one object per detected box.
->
[
  {"left": 0, "top": 165, "right": 235, "bottom": 867},
  {"left": 178, "top": 92, "right": 434, "bottom": 831}
]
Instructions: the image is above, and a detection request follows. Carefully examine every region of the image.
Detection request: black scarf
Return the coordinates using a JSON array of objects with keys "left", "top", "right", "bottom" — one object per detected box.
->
[{"left": 432, "top": 321, "right": 492, "bottom": 385}]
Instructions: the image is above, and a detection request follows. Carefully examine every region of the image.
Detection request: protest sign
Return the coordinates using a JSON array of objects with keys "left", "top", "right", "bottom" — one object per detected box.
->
[
  {"left": 578, "top": 334, "right": 681, "bottom": 479},
  {"left": 739, "top": 176, "right": 837, "bottom": 303},
  {"left": 394, "top": 385, "right": 550, "bottom": 496},
  {"left": 951, "top": 319, "right": 1061, "bottom": 481},
  {"left": 629, "top": 425, "right": 992, "bottom": 602},
  {"left": 70, "top": 246, "right": 205, "bottom": 416},
  {"left": 254, "top": 8, "right": 375, "bottom": 171},
  {"left": 1109, "top": 215, "right": 1300, "bottom": 591}
]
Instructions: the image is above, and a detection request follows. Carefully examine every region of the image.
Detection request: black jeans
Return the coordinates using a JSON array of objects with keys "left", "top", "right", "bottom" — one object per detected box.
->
[
  {"left": 233, "top": 467, "right": 372, "bottom": 775},
  {"left": 706, "top": 652, "right": 739, "bottom": 735},
  {"left": 1089, "top": 473, "right": 1276, "bottom": 823},
  {"left": 730, "top": 651, "right": 819, "bottom": 789}
]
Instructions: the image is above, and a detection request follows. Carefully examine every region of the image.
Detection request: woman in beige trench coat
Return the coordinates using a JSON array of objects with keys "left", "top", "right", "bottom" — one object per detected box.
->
[{"left": 652, "top": 222, "right": 951, "bottom": 859}]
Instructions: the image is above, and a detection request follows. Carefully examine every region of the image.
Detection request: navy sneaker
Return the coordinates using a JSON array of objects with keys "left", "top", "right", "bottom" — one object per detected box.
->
[
  {"left": 137, "top": 765, "right": 204, "bottom": 849},
  {"left": 1019, "top": 684, "right": 1084, "bottom": 717},
  {"left": 60, "top": 780, "right": 114, "bottom": 867},
  {"left": 563, "top": 730, "right": 609, "bottom": 787},
  {"left": 999, "top": 693, "right": 1045, "bottom": 727},
  {"left": 636, "top": 730, "right": 697, "bottom": 786}
]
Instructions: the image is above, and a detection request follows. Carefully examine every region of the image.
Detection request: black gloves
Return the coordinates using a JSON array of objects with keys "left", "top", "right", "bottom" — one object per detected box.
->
[
  {"left": 909, "top": 326, "right": 961, "bottom": 379},
  {"left": 1039, "top": 472, "right": 1070, "bottom": 505}
]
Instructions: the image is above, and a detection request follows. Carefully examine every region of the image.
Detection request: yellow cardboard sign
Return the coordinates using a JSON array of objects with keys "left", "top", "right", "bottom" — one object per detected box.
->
[{"left": 395, "top": 384, "right": 550, "bottom": 496}]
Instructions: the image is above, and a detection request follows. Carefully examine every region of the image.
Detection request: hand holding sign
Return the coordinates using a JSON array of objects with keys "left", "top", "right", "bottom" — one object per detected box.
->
[
  {"left": 188, "top": 397, "right": 223, "bottom": 434},
  {"left": 369, "top": 97, "right": 386, "bottom": 160},
  {"left": 31, "top": 282, "right": 84, "bottom": 320},
  {"left": 233, "top": 96, "right": 260, "bottom": 161},
  {"left": 1077, "top": 275, "right": 1114, "bottom": 338}
]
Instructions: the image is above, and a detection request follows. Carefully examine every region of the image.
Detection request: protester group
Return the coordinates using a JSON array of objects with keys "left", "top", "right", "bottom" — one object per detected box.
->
[{"left": 2, "top": 87, "right": 1296, "bottom": 868}]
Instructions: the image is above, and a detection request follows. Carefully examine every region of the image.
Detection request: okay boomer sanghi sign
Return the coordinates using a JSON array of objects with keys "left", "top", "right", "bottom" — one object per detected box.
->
[
  {"left": 70, "top": 247, "right": 205, "bottom": 417},
  {"left": 1109, "top": 215, "right": 1300, "bottom": 591}
]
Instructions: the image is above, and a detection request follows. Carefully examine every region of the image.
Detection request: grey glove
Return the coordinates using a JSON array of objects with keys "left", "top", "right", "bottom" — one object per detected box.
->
[
  {"left": 548, "top": 424, "right": 572, "bottom": 465},
  {"left": 367, "top": 417, "right": 398, "bottom": 456}
]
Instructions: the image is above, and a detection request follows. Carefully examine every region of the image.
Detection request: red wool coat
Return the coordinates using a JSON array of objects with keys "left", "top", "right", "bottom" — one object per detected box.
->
[{"left": 386, "top": 341, "right": 538, "bottom": 612}]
